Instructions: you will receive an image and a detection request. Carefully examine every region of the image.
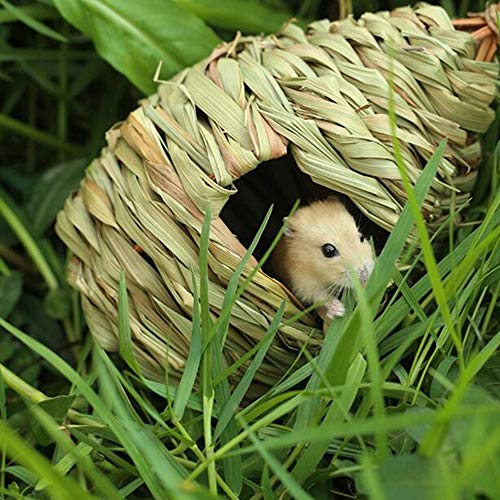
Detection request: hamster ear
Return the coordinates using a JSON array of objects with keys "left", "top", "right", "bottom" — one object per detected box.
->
[{"left": 283, "top": 217, "right": 294, "bottom": 237}]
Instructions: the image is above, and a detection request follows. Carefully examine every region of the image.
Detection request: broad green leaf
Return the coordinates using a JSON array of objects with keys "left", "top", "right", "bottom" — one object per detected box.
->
[
  {"left": 26, "top": 159, "right": 87, "bottom": 236},
  {"left": 450, "top": 387, "right": 500, "bottom": 498},
  {"left": 356, "top": 454, "right": 453, "bottom": 500},
  {"left": 173, "top": 0, "right": 293, "bottom": 33},
  {"left": 420, "top": 332, "right": 500, "bottom": 456},
  {"left": 52, "top": 0, "right": 220, "bottom": 94},
  {"left": 30, "top": 395, "right": 76, "bottom": 446}
]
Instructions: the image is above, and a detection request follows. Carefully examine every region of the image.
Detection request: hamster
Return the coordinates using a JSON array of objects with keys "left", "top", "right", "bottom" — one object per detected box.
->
[{"left": 271, "top": 197, "right": 375, "bottom": 319}]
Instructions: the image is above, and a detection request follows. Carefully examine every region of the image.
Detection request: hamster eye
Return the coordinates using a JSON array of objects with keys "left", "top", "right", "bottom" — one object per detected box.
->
[
  {"left": 359, "top": 232, "right": 365, "bottom": 243},
  {"left": 321, "top": 243, "right": 339, "bottom": 258}
]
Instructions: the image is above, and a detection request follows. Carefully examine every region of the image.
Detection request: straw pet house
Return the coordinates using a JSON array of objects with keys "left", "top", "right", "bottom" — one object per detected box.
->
[{"left": 56, "top": 3, "right": 498, "bottom": 387}]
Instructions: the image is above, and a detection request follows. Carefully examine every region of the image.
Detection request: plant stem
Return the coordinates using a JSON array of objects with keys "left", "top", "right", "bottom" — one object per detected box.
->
[
  {"left": 0, "top": 363, "right": 47, "bottom": 403},
  {"left": 0, "top": 113, "right": 80, "bottom": 153}
]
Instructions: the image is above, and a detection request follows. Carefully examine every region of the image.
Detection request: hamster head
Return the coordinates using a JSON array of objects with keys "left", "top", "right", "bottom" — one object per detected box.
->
[{"left": 283, "top": 198, "right": 374, "bottom": 298}]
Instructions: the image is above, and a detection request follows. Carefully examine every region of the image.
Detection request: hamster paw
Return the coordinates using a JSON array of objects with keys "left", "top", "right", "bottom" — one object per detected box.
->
[{"left": 326, "top": 298, "right": 345, "bottom": 319}]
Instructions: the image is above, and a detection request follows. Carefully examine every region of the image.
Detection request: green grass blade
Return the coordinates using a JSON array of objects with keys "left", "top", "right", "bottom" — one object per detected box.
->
[
  {"left": 0, "top": 419, "right": 96, "bottom": 500},
  {"left": 206, "top": 204, "right": 274, "bottom": 349},
  {"left": 0, "top": 112, "right": 81, "bottom": 152},
  {"left": 0, "top": 3, "right": 58, "bottom": 23},
  {"left": 377, "top": 203, "right": 500, "bottom": 337},
  {"left": 0, "top": 256, "right": 9, "bottom": 276},
  {"left": 0, "top": 367, "right": 6, "bottom": 495},
  {"left": 95, "top": 350, "right": 194, "bottom": 494},
  {"left": 352, "top": 275, "right": 388, "bottom": 461},
  {"left": 198, "top": 206, "right": 218, "bottom": 494},
  {"left": 214, "top": 302, "right": 285, "bottom": 439},
  {"left": 328, "top": 141, "right": 446, "bottom": 384},
  {"left": 236, "top": 404, "right": 500, "bottom": 456},
  {"left": 0, "top": 186, "right": 59, "bottom": 290},
  {"left": 387, "top": 66, "right": 462, "bottom": 366},
  {"left": 0, "top": 317, "right": 190, "bottom": 499},
  {"left": 240, "top": 418, "right": 313, "bottom": 500},
  {"left": 173, "top": 273, "right": 203, "bottom": 420},
  {"left": 290, "top": 354, "right": 367, "bottom": 483},
  {"left": 0, "top": 0, "right": 66, "bottom": 41},
  {"left": 30, "top": 406, "right": 122, "bottom": 499}
]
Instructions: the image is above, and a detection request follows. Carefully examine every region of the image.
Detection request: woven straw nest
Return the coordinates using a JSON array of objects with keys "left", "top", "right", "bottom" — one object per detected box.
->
[{"left": 56, "top": 3, "right": 498, "bottom": 386}]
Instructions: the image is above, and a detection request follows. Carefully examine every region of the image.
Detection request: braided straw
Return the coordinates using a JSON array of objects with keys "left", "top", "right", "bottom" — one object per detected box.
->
[{"left": 56, "top": 3, "right": 498, "bottom": 388}]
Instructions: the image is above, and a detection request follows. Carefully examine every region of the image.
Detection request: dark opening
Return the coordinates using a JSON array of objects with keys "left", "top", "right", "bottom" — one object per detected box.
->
[{"left": 219, "top": 153, "right": 388, "bottom": 274}]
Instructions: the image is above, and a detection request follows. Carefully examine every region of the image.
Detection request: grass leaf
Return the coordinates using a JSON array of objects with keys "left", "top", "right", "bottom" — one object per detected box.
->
[
  {"left": 214, "top": 302, "right": 285, "bottom": 439},
  {"left": 239, "top": 417, "right": 313, "bottom": 500},
  {"left": 0, "top": 419, "right": 96, "bottom": 500},
  {"left": 0, "top": 0, "right": 66, "bottom": 42},
  {"left": 173, "top": 273, "right": 203, "bottom": 420}
]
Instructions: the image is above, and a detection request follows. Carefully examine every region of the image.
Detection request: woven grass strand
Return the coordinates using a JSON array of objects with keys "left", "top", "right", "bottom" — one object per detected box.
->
[{"left": 56, "top": 4, "right": 498, "bottom": 390}]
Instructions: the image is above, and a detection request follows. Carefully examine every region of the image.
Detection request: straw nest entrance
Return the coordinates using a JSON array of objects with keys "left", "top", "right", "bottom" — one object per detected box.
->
[
  {"left": 56, "top": 4, "right": 498, "bottom": 386},
  {"left": 219, "top": 154, "right": 387, "bottom": 267}
]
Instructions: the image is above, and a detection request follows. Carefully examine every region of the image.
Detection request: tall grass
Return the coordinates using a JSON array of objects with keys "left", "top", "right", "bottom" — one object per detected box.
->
[
  {"left": 1, "top": 143, "right": 499, "bottom": 497},
  {"left": 0, "top": 0, "right": 499, "bottom": 498}
]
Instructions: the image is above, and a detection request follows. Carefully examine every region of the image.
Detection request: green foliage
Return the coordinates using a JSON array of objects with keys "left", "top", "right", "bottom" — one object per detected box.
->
[
  {"left": 52, "top": 0, "right": 220, "bottom": 94},
  {"left": 171, "top": 0, "right": 295, "bottom": 33},
  {"left": 0, "top": 0, "right": 499, "bottom": 499},
  {"left": 30, "top": 395, "right": 76, "bottom": 446},
  {"left": 0, "top": 271, "right": 22, "bottom": 317}
]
